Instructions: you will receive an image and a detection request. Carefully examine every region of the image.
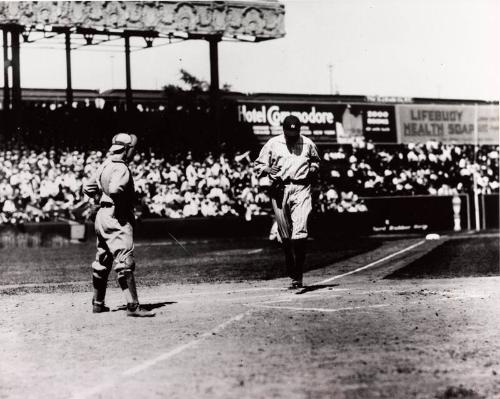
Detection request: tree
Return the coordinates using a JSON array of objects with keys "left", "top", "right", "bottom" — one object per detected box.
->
[
  {"left": 179, "top": 69, "right": 208, "bottom": 92},
  {"left": 164, "top": 69, "right": 232, "bottom": 94}
]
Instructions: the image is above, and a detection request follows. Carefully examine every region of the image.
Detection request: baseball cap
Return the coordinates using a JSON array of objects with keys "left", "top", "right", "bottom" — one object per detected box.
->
[
  {"left": 109, "top": 133, "right": 138, "bottom": 153},
  {"left": 283, "top": 115, "right": 301, "bottom": 131}
]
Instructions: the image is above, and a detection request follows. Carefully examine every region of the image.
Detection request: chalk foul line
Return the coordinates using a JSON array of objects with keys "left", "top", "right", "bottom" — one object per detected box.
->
[
  {"left": 315, "top": 240, "right": 426, "bottom": 285},
  {"left": 71, "top": 309, "right": 253, "bottom": 399},
  {"left": 71, "top": 239, "right": 427, "bottom": 398},
  {"left": 251, "top": 303, "right": 390, "bottom": 313}
]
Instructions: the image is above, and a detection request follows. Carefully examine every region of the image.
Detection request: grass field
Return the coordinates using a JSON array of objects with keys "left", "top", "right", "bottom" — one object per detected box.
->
[
  {"left": 387, "top": 236, "right": 500, "bottom": 279},
  {"left": 0, "top": 236, "right": 381, "bottom": 291},
  {"left": 1, "top": 231, "right": 499, "bottom": 399}
]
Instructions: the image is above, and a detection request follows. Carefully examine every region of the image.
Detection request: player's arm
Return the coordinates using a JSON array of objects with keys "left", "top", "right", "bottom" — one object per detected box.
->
[
  {"left": 83, "top": 173, "right": 100, "bottom": 199},
  {"left": 254, "top": 142, "right": 280, "bottom": 177},
  {"left": 309, "top": 142, "right": 321, "bottom": 176}
]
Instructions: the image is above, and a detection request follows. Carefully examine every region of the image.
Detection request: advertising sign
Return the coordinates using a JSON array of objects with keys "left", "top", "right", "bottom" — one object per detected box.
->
[
  {"left": 237, "top": 102, "right": 336, "bottom": 140},
  {"left": 236, "top": 101, "right": 397, "bottom": 144},
  {"left": 477, "top": 105, "right": 499, "bottom": 145},
  {"left": 360, "top": 105, "right": 398, "bottom": 143},
  {"left": 397, "top": 104, "right": 499, "bottom": 144}
]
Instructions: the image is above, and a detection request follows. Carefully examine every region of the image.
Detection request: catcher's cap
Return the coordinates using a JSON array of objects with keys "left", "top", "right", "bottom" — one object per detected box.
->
[
  {"left": 283, "top": 115, "right": 301, "bottom": 132},
  {"left": 109, "top": 133, "right": 138, "bottom": 153}
]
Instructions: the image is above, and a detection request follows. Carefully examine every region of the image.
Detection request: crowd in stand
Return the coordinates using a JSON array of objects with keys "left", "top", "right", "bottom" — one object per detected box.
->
[
  {"left": 0, "top": 139, "right": 497, "bottom": 224},
  {"left": 0, "top": 146, "right": 272, "bottom": 224},
  {"left": 320, "top": 140, "right": 499, "bottom": 197}
]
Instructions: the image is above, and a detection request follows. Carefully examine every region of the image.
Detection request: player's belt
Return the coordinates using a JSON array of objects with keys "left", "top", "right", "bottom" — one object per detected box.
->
[
  {"left": 99, "top": 202, "right": 114, "bottom": 208},
  {"left": 282, "top": 178, "right": 309, "bottom": 185}
]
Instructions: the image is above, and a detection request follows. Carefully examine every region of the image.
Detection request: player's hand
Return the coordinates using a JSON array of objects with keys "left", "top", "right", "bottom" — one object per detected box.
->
[
  {"left": 265, "top": 164, "right": 281, "bottom": 176},
  {"left": 134, "top": 209, "right": 143, "bottom": 221},
  {"left": 85, "top": 203, "right": 100, "bottom": 222}
]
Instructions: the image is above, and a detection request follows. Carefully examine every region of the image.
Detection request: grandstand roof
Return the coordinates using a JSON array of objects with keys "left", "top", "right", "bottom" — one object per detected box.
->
[
  {"left": 0, "top": 88, "right": 98, "bottom": 102},
  {"left": 1, "top": 88, "right": 496, "bottom": 106}
]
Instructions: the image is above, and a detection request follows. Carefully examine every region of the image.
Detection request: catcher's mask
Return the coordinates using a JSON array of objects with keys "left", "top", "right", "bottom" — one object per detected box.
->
[{"left": 109, "top": 133, "right": 137, "bottom": 160}]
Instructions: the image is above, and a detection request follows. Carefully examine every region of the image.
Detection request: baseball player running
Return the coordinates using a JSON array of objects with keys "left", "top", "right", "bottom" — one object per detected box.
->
[
  {"left": 254, "top": 115, "right": 320, "bottom": 289},
  {"left": 83, "top": 133, "right": 154, "bottom": 317}
]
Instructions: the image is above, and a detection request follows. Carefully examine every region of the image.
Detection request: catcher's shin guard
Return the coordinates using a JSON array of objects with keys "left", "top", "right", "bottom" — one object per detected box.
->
[
  {"left": 118, "top": 271, "right": 156, "bottom": 317},
  {"left": 121, "top": 270, "right": 139, "bottom": 308},
  {"left": 92, "top": 261, "right": 110, "bottom": 306},
  {"left": 115, "top": 256, "right": 139, "bottom": 309}
]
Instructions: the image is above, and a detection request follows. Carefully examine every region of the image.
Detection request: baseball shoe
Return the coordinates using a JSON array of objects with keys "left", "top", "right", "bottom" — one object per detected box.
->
[
  {"left": 288, "top": 280, "right": 303, "bottom": 290},
  {"left": 126, "top": 305, "right": 155, "bottom": 317},
  {"left": 92, "top": 301, "right": 110, "bottom": 313}
]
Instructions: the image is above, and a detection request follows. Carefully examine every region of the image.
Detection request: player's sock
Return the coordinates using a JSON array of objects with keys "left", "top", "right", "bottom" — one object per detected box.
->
[
  {"left": 292, "top": 238, "right": 306, "bottom": 283},
  {"left": 282, "top": 239, "right": 295, "bottom": 279}
]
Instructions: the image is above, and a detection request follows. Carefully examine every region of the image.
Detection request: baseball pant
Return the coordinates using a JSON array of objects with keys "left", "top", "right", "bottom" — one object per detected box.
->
[
  {"left": 271, "top": 183, "right": 312, "bottom": 241},
  {"left": 93, "top": 207, "right": 135, "bottom": 276}
]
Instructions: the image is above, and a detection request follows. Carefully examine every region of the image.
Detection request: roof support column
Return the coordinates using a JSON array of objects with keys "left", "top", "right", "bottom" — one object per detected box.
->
[
  {"left": 2, "top": 28, "right": 10, "bottom": 111},
  {"left": 65, "top": 30, "right": 73, "bottom": 106},
  {"left": 208, "top": 35, "right": 221, "bottom": 144},
  {"left": 10, "top": 26, "right": 21, "bottom": 113},
  {"left": 124, "top": 33, "right": 133, "bottom": 112}
]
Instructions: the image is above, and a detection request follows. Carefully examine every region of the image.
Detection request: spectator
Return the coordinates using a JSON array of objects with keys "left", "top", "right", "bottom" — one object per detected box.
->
[{"left": 0, "top": 137, "right": 496, "bottom": 224}]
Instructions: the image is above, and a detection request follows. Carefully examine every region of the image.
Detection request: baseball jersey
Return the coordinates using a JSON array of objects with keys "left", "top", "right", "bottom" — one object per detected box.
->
[
  {"left": 254, "top": 135, "right": 320, "bottom": 181},
  {"left": 83, "top": 158, "right": 135, "bottom": 214}
]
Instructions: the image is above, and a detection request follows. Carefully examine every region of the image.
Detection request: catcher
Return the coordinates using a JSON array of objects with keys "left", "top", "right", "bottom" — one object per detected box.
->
[{"left": 83, "top": 133, "right": 154, "bottom": 317}]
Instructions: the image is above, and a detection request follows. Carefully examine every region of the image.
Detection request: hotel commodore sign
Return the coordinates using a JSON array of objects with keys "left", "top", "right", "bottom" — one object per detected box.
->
[{"left": 236, "top": 101, "right": 397, "bottom": 143}]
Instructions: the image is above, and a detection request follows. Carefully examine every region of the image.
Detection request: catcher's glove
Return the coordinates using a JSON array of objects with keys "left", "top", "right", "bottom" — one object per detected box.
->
[{"left": 80, "top": 202, "right": 100, "bottom": 222}]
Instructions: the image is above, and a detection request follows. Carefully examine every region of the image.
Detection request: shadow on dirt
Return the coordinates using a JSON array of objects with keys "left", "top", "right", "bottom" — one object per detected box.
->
[
  {"left": 112, "top": 301, "right": 176, "bottom": 312},
  {"left": 295, "top": 284, "right": 340, "bottom": 295}
]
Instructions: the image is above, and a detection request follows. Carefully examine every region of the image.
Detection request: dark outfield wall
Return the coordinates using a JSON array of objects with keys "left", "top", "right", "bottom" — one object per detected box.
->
[
  {"left": 363, "top": 194, "right": 471, "bottom": 233},
  {"left": 83, "top": 212, "right": 372, "bottom": 241},
  {"left": 483, "top": 194, "right": 499, "bottom": 229}
]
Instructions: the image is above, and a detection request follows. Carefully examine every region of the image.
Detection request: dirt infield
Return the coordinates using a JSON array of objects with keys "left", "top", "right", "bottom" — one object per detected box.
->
[{"left": 1, "top": 234, "right": 499, "bottom": 399}]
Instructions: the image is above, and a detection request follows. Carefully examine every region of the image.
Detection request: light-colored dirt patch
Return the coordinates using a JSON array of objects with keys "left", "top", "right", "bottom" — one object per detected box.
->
[{"left": 1, "top": 238, "right": 499, "bottom": 399}]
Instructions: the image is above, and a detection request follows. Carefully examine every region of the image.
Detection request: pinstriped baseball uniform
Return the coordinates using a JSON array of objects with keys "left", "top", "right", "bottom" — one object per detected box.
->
[{"left": 255, "top": 134, "right": 320, "bottom": 240}]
